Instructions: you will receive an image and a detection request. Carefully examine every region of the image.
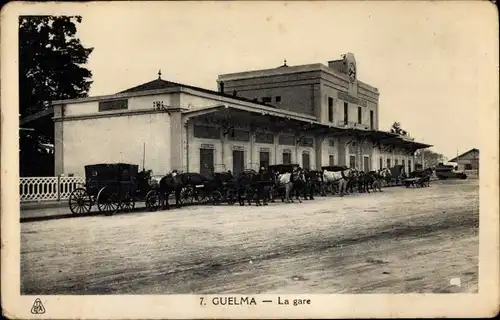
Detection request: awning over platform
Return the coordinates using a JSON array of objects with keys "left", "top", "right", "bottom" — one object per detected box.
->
[{"left": 182, "top": 105, "right": 432, "bottom": 150}]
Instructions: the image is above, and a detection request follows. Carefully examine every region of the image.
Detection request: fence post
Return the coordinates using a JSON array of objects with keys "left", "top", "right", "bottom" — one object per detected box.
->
[{"left": 57, "top": 175, "right": 61, "bottom": 201}]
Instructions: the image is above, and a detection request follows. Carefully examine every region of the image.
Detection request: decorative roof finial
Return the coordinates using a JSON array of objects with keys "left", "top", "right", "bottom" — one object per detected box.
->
[
  {"left": 284, "top": 59, "right": 287, "bottom": 66},
  {"left": 158, "top": 69, "right": 162, "bottom": 80}
]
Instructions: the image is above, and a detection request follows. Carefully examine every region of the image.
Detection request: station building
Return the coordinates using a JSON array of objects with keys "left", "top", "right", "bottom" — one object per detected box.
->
[{"left": 52, "top": 53, "right": 431, "bottom": 177}]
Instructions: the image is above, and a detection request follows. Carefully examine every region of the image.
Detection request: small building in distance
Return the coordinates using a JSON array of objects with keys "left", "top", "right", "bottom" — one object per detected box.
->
[{"left": 448, "top": 148, "right": 479, "bottom": 178}]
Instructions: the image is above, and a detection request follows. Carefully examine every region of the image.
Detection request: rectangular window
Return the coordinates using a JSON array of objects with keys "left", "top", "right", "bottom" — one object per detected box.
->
[
  {"left": 299, "top": 137, "right": 314, "bottom": 147},
  {"left": 262, "top": 97, "right": 272, "bottom": 103},
  {"left": 278, "top": 134, "right": 295, "bottom": 146},
  {"left": 387, "top": 158, "right": 391, "bottom": 168},
  {"left": 408, "top": 160, "right": 412, "bottom": 174},
  {"left": 358, "top": 107, "right": 362, "bottom": 124},
  {"left": 194, "top": 125, "right": 220, "bottom": 139},
  {"left": 465, "top": 163, "right": 472, "bottom": 170},
  {"left": 379, "top": 157, "right": 383, "bottom": 169},
  {"left": 328, "top": 97, "right": 334, "bottom": 122},
  {"left": 395, "top": 158, "right": 399, "bottom": 166},
  {"left": 282, "top": 152, "right": 292, "bottom": 164},
  {"left": 228, "top": 129, "right": 250, "bottom": 142},
  {"left": 329, "top": 155, "right": 335, "bottom": 166},
  {"left": 275, "top": 96, "right": 281, "bottom": 102},
  {"left": 255, "top": 132, "right": 274, "bottom": 144},
  {"left": 99, "top": 99, "right": 128, "bottom": 112},
  {"left": 328, "top": 139, "right": 335, "bottom": 147},
  {"left": 344, "top": 102, "right": 349, "bottom": 124},
  {"left": 370, "top": 110, "right": 374, "bottom": 129}
]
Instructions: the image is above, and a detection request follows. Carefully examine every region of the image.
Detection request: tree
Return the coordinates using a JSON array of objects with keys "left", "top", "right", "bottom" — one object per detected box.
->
[
  {"left": 414, "top": 149, "right": 446, "bottom": 169},
  {"left": 19, "top": 16, "right": 93, "bottom": 176},
  {"left": 390, "top": 121, "right": 409, "bottom": 136},
  {"left": 19, "top": 15, "right": 94, "bottom": 118}
]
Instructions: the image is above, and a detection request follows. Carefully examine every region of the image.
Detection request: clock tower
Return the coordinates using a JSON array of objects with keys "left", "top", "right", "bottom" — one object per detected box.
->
[{"left": 342, "top": 52, "right": 357, "bottom": 96}]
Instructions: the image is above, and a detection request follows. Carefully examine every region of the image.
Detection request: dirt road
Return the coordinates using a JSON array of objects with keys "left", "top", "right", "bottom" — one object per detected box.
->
[{"left": 21, "top": 179, "right": 479, "bottom": 294}]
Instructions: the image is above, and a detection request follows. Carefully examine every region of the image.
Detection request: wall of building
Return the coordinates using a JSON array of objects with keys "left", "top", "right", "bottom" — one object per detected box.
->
[
  {"left": 220, "top": 70, "right": 322, "bottom": 116},
  {"left": 61, "top": 113, "right": 171, "bottom": 177},
  {"left": 63, "top": 93, "right": 176, "bottom": 116},
  {"left": 321, "top": 80, "right": 379, "bottom": 130}
]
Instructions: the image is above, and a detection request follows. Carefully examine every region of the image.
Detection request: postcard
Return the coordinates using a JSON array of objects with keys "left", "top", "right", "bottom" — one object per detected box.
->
[{"left": 1, "top": 1, "right": 499, "bottom": 319}]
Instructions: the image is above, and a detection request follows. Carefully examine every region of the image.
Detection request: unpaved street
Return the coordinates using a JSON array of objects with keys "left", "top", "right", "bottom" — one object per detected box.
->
[{"left": 21, "top": 180, "right": 479, "bottom": 294}]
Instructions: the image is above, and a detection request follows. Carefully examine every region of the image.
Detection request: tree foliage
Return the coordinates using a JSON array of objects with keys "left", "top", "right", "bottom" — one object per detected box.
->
[
  {"left": 415, "top": 149, "right": 446, "bottom": 168},
  {"left": 19, "top": 15, "right": 94, "bottom": 118},
  {"left": 19, "top": 16, "right": 93, "bottom": 176}
]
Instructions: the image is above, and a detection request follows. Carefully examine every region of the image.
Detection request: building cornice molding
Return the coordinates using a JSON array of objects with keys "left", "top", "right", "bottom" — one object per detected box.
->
[{"left": 53, "top": 107, "right": 186, "bottom": 122}]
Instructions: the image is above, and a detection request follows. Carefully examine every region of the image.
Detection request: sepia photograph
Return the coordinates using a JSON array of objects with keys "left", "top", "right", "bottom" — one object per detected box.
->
[{"left": 2, "top": 1, "right": 499, "bottom": 319}]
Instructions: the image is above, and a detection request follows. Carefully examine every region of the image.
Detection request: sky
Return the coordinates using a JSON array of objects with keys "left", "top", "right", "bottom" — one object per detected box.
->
[{"left": 71, "top": 1, "right": 498, "bottom": 160}]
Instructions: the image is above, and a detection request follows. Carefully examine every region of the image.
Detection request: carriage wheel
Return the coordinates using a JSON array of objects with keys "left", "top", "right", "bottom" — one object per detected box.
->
[
  {"left": 210, "top": 190, "right": 223, "bottom": 205},
  {"left": 120, "top": 193, "right": 135, "bottom": 212},
  {"left": 145, "top": 190, "right": 161, "bottom": 211},
  {"left": 195, "top": 187, "right": 208, "bottom": 204},
  {"left": 180, "top": 186, "right": 195, "bottom": 205},
  {"left": 97, "top": 186, "right": 120, "bottom": 215},
  {"left": 68, "top": 188, "right": 93, "bottom": 214}
]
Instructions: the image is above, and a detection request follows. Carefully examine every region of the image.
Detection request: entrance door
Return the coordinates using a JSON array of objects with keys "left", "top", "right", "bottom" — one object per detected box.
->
[
  {"left": 408, "top": 160, "right": 412, "bottom": 174},
  {"left": 363, "top": 156, "right": 370, "bottom": 172},
  {"left": 302, "top": 152, "right": 310, "bottom": 169},
  {"left": 232, "top": 150, "right": 244, "bottom": 175},
  {"left": 349, "top": 155, "right": 356, "bottom": 169},
  {"left": 402, "top": 159, "right": 406, "bottom": 174},
  {"left": 283, "top": 152, "right": 291, "bottom": 164},
  {"left": 200, "top": 148, "right": 214, "bottom": 177},
  {"left": 259, "top": 152, "right": 270, "bottom": 169}
]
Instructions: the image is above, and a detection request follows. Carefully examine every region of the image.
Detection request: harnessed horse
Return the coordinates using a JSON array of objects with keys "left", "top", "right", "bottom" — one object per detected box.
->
[
  {"left": 274, "top": 168, "right": 306, "bottom": 203},
  {"left": 322, "top": 167, "right": 353, "bottom": 197}
]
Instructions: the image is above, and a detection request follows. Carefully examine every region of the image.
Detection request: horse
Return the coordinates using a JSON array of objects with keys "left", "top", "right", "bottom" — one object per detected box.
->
[
  {"left": 274, "top": 168, "right": 305, "bottom": 203},
  {"left": 158, "top": 171, "right": 210, "bottom": 209},
  {"left": 370, "top": 169, "right": 384, "bottom": 192},
  {"left": 303, "top": 169, "right": 324, "bottom": 199},
  {"left": 322, "top": 167, "right": 353, "bottom": 197},
  {"left": 378, "top": 168, "right": 392, "bottom": 187},
  {"left": 409, "top": 168, "right": 433, "bottom": 187}
]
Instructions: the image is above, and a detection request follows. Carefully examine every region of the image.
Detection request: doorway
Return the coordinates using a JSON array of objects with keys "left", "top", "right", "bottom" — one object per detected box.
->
[
  {"left": 302, "top": 152, "right": 310, "bottom": 169},
  {"left": 282, "top": 152, "right": 292, "bottom": 164},
  {"left": 349, "top": 155, "right": 356, "bottom": 169},
  {"left": 199, "top": 148, "right": 214, "bottom": 177},
  {"left": 259, "top": 151, "right": 270, "bottom": 169},
  {"left": 363, "top": 156, "right": 370, "bottom": 172},
  {"left": 232, "top": 150, "right": 244, "bottom": 175}
]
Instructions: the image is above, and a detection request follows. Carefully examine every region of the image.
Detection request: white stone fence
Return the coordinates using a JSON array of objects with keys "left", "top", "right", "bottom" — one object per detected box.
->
[{"left": 19, "top": 176, "right": 85, "bottom": 202}]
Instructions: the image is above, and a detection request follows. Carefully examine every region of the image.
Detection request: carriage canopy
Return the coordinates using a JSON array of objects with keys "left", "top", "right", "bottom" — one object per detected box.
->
[{"left": 84, "top": 163, "right": 139, "bottom": 191}]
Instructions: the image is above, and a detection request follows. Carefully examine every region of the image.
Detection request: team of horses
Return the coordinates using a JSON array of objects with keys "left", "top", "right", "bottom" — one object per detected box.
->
[{"left": 151, "top": 165, "right": 434, "bottom": 210}]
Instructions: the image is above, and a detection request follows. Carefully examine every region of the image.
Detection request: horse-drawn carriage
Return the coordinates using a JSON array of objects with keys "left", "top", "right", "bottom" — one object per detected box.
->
[
  {"left": 385, "top": 165, "right": 406, "bottom": 186},
  {"left": 68, "top": 163, "right": 159, "bottom": 215}
]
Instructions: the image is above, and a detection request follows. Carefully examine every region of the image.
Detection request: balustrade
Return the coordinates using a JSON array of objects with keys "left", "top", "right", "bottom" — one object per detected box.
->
[{"left": 19, "top": 176, "right": 85, "bottom": 202}]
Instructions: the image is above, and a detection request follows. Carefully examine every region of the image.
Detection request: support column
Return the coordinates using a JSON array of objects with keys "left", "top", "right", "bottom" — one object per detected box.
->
[
  {"left": 250, "top": 130, "right": 255, "bottom": 165},
  {"left": 315, "top": 136, "right": 325, "bottom": 169},
  {"left": 273, "top": 133, "right": 279, "bottom": 164},
  {"left": 54, "top": 104, "right": 64, "bottom": 175},
  {"left": 220, "top": 128, "right": 227, "bottom": 171},
  {"left": 356, "top": 140, "right": 362, "bottom": 170},
  {"left": 170, "top": 111, "right": 183, "bottom": 171}
]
